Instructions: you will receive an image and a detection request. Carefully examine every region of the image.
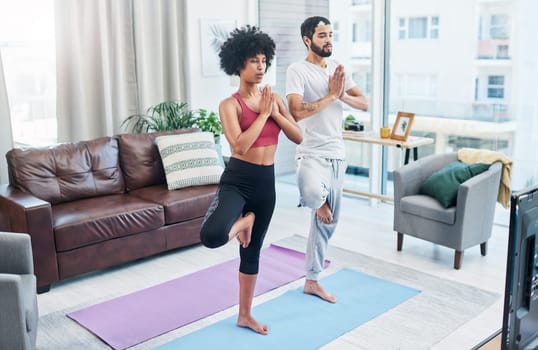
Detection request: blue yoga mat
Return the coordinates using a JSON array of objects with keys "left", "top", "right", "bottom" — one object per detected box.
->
[
  {"left": 154, "top": 268, "right": 420, "bottom": 350},
  {"left": 67, "top": 245, "right": 327, "bottom": 350}
]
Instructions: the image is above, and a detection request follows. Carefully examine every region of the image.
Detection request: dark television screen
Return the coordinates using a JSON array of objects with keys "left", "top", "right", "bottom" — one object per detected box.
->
[{"left": 502, "top": 186, "right": 538, "bottom": 350}]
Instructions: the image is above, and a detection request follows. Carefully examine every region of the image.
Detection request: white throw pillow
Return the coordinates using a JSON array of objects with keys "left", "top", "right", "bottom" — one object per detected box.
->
[{"left": 155, "top": 132, "right": 224, "bottom": 190}]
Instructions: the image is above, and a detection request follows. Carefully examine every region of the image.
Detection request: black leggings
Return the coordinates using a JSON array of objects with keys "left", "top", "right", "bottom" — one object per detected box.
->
[{"left": 200, "top": 157, "right": 276, "bottom": 274}]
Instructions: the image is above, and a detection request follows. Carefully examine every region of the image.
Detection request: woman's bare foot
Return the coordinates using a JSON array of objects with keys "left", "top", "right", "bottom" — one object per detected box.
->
[
  {"left": 237, "top": 314, "right": 269, "bottom": 335},
  {"left": 304, "top": 279, "right": 336, "bottom": 303},
  {"left": 237, "top": 212, "right": 255, "bottom": 248},
  {"left": 316, "top": 202, "right": 333, "bottom": 224}
]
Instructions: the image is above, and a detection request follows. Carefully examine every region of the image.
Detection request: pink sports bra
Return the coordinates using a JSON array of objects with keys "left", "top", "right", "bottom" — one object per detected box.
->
[{"left": 232, "top": 92, "right": 281, "bottom": 148}]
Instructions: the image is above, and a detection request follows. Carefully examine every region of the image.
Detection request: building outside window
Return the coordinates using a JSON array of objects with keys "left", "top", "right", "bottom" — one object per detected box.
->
[{"left": 325, "top": 0, "right": 537, "bottom": 222}]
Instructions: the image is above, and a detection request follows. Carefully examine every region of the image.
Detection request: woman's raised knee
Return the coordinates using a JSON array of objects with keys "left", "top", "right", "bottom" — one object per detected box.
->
[{"left": 200, "top": 227, "right": 227, "bottom": 248}]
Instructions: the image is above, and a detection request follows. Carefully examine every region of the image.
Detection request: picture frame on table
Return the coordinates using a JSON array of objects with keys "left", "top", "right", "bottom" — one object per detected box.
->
[{"left": 391, "top": 112, "right": 415, "bottom": 141}]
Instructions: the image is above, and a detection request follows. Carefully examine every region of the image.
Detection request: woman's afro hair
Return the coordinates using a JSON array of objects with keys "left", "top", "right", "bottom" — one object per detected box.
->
[{"left": 219, "top": 25, "right": 276, "bottom": 76}]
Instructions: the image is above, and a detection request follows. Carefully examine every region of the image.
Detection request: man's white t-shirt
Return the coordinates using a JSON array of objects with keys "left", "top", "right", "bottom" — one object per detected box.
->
[{"left": 286, "top": 59, "right": 356, "bottom": 159}]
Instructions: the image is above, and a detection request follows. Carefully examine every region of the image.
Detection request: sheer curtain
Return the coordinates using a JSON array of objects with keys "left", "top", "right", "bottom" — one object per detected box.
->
[
  {"left": 0, "top": 52, "right": 14, "bottom": 183},
  {"left": 55, "top": 0, "right": 186, "bottom": 142}
]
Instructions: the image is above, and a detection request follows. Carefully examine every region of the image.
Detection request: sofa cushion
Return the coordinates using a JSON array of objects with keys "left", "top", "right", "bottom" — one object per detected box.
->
[
  {"left": 52, "top": 194, "right": 164, "bottom": 252},
  {"left": 6, "top": 137, "right": 125, "bottom": 205},
  {"left": 155, "top": 132, "right": 224, "bottom": 190},
  {"left": 129, "top": 184, "right": 217, "bottom": 225},
  {"left": 419, "top": 161, "right": 490, "bottom": 208},
  {"left": 400, "top": 194, "right": 456, "bottom": 225},
  {"left": 116, "top": 129, "right": 199, "bottom": 191}
]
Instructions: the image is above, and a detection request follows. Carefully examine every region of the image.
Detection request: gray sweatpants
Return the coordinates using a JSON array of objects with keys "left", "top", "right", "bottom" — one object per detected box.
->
[{"left": 296, "top": 155, "right": 347, "bottom": 280}]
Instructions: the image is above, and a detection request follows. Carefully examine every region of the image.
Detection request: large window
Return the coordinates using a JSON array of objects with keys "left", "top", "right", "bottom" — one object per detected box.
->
[
  {"left": 387, "top": 0, "right": 537, "bottom": 224},
  {"left": 0, "top": 0, "right": 56, "bottom": 146},
  {"left": 325, "top": 0, "right": 538, "bottom": 225}
]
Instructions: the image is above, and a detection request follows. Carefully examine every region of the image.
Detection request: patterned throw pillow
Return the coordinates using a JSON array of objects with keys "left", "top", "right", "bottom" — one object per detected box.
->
[{"left": 155, "top": 132, "right": 224, "bottom": 190}]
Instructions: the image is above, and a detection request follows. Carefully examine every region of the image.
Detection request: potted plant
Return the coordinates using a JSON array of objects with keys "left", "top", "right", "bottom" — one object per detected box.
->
[
  {"left": 344, "top": 114, "right": 356, "bottom": 130},
  {"left": 121, "top": 101, "right": 194, "bottom": 133},
  {"left": 193, "top": 108, "right": 223, "bottom": 144},
  {"left": 122, "top": 100, "right": 225, "bottom": 166},
  {"left": 343, "top": 114, "right": 364, "bottom": 131},
  {"left": 121, "top": 101, "right": 222, "bottom": 143}
]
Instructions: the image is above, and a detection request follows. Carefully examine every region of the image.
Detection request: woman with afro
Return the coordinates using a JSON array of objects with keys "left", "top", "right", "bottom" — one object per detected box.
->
[{"left": 200, "top": 26, "right": 302, "bottom": 335}]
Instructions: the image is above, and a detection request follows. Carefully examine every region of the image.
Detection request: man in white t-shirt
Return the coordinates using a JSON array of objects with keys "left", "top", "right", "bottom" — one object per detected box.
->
[{"left": 286, "top": 16, "right": 368, "bottom": 303}]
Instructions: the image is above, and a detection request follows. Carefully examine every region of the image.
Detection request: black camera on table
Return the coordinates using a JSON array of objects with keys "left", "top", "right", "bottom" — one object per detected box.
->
[{"left": 346, "top": 121, "right": 364, "bottom": 132}]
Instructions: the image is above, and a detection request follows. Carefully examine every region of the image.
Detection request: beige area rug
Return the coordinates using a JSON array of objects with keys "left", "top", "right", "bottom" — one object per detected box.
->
[{"left": 37, "top": 235, "right": 500, "bottom": 350}]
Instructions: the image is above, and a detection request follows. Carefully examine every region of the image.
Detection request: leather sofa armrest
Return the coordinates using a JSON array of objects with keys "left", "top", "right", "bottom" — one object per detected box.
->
[{"left": 0, "top": 184, "right": 59, "bottom": 289}]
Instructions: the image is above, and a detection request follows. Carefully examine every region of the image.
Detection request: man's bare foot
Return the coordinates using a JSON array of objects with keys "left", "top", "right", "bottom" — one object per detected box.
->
[
  {"left": 304, "top": 279, "right": 336, "bottom": 303},
  {"left": 237, "top": 212, "right": 255, "bottom": 248},
  {"left": 316, "top": 202, "right": 333, "bottom": 224},
  {"left": 237, "top": 314, "right": 269, "bottom": 335}
]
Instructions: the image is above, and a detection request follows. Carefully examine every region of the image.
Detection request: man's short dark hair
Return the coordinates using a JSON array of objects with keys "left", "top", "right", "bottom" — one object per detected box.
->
[
  {"left": 219, "top": 25, "right": 276, "bottom": 76},
  {"left": 300, "top": 16, "right": 331, "bottom": 42}
]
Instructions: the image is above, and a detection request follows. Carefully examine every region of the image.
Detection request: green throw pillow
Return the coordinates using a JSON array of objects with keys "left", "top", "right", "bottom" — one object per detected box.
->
[{"left": 419, "top": 161, "right": 490, "bottom": 208}]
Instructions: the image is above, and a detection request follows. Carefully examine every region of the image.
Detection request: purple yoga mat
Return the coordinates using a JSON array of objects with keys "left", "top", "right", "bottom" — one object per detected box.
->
[{"left": 67, "top": 244, "right": 328, "bottom": 350}]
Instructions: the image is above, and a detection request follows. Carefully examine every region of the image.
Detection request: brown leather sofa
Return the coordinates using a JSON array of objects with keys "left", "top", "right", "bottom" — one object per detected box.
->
[{"left": 0, "top": 129, "right": 217, "bottom": 293}]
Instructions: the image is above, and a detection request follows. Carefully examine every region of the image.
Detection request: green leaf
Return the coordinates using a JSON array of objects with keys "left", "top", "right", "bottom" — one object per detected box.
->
[{"left": 121, "top": 101, "right": 222, "bottom": 142}]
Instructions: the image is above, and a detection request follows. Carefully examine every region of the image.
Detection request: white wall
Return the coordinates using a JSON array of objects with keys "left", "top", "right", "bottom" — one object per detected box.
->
[
  {"left": 184, "top": 0, "right": 257, "bottom": 112},
  {"left": 183, "top": 0, "right": 257, "bottom": 156}
]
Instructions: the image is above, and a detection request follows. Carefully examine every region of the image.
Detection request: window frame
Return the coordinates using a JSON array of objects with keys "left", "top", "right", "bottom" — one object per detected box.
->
[{"left": 487, "top": 75, "right": 505, "bottom": 99}]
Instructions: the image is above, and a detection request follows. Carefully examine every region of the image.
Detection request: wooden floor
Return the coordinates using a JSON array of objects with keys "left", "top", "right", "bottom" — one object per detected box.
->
[{"left": 37, "top": 179, "right": 510, "bottom": 349}]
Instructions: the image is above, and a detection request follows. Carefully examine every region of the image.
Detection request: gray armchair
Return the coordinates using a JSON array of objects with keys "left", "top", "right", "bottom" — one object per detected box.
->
[
  {"left": 393, "top": 152, "right": 503, "bottom": 269},
  {"left": 0, "top": 232, "right": 39, "bottom": 350}
]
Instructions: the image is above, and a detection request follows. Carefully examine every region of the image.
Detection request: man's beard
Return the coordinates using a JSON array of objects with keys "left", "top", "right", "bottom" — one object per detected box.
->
[{"left": 311, "top": 41, "right": 332, "bottom": 57}]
